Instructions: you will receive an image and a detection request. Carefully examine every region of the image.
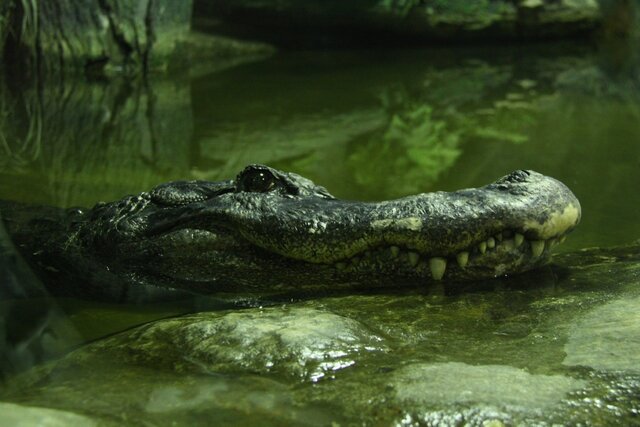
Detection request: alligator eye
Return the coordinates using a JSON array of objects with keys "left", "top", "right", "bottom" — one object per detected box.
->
[
  {"left": 238, "top": 169, "right": 277, "bottom": 193},
  {"left": 494, "top": 170, "right": 531, "bottom": 190},
  {"left": 504, "top": 170, "right": 530, "bottom": 183}
]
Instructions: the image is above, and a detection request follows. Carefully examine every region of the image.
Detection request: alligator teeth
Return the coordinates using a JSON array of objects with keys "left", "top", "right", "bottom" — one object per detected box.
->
[
  {"left": 429, "top": 257, "right": 447, "bottom": 280},
  {"left": 332, "top": 229, "right": 568, "bottom": 276},
  {"left": 408, "top": 252, "right": 420, "bottom": 267},
  {"left": 502, "top": 238, "right": 515, "bottom": 250},
  {"left": 390, "top": 246, "right": 400, "bottom": 258},
  {"left": 530, "top": 240, "right": 545, "bottom": 257},
  {"left": 514, "top": 233, "right": 524, "bottom": 248},
  {"left": 456, "top": 251, "right": 469, "bottom": 268}
]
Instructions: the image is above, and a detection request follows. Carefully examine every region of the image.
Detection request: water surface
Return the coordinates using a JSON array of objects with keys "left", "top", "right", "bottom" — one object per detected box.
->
[{"left": 1, "top": 41, "right": 640, "bottom": 425}]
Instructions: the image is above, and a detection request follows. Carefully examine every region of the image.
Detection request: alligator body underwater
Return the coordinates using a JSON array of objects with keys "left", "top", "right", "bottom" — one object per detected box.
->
[{"left": 0, "top": 165, "right": 581, "bottom": 301}]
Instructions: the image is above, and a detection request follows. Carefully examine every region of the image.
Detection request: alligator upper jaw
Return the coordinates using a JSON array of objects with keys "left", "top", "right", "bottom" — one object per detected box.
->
[{"left": 214, "top": 172, "right": 581, "bottom": 265}]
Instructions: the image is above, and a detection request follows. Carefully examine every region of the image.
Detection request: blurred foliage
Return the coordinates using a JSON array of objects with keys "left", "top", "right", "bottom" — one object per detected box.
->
[
  {"left": 349, "top": 102, "right": 461, "bottom": 198},
  {"left": 428, "top": 0, "right": 490, "bottom": 15},
  {"left": 378, "top": 0, "right": 422, "bottom": 15},
  {"left": 374, "top": 0, "right": 517, "bottom": 26}
]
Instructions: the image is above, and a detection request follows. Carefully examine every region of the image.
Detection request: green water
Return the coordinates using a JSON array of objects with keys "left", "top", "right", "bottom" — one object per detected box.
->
[{"left": 1, "top": 41, "right": 640, "bottom": 425}]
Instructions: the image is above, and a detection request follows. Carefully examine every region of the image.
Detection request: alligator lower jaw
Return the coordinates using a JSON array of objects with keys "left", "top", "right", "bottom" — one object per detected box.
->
[
  {"left": 149, "top": 227, "right": 568, "bottom": 285},
  {"left": 329, "top": 229, "right": 570, "bottom": 282}
]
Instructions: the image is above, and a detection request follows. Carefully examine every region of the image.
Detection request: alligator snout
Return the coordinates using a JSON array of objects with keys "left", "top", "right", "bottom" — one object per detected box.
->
[{"left": 78, "top": 165, "right": 581, "bottom": 291}]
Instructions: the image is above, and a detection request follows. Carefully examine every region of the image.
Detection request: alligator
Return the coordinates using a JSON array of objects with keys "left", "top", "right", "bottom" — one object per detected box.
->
[{"left": 0, "top": 164, "right": 581, "bottom": 301}]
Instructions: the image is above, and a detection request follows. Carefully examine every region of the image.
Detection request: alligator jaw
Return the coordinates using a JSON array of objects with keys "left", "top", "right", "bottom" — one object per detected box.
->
[
  {"left": 328, "top": 228, "right": 571, "bottom": 282},
  {"left": 216, "top": 170, "right": 580, "bottom": 270},
  {"left": 322, "top": 186, "right": 581, "bottom": 282},
  {"left": 143, "top": 169, "right": 580, "bottom": 285}
]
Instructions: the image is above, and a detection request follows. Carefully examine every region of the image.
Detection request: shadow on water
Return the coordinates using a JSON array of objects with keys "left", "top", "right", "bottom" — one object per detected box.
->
[{"left": 0, "top": 214, "right": 80, "bottom": 382}]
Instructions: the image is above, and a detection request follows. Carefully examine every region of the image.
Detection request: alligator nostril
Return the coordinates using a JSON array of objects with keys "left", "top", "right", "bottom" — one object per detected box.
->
[
  {"left": 495, "top": 170, "right": 531, "bottom": 188},
  {"left": 507, "top": 170, "right": 530, "bottom": 183}
]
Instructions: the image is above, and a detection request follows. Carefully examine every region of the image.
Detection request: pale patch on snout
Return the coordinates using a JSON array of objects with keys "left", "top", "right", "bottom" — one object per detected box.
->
[
  {"left": 524, "top": 203, "right": 581, "bottom": 239},
  {"left": 371, "top": 217, "right": 423, "bottom": 231}
]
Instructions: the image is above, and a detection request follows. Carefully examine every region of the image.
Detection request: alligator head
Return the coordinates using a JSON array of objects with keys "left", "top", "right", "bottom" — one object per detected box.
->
[{"left": 63, "top": 164, "right": 580, "bottom": 295}]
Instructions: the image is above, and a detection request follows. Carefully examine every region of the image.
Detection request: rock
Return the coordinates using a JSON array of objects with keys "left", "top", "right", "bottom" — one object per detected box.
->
[
  {"left": 563, "top": 295, "right": 640, "bottom": 373},
  {"left": 0, "top": 0, "right": 274, "bottom": 76},
  {"left": 1, "top": 373, "right": 337, "bottom": 426},
  {"left": 1, "top": 0, "right": 191, "bottom": 75},
  {"left": 195, "top": 0, "right": 602, "bottom": 45},
  {"left": 68, "top": 306, "right": 386, "bottom": 381},
  {"left": 0, "top": 307, "right": 381, "bottom": 425},
  {"left": 392, "top": 362, "right": 585, "bottom": 412},
  {"left": 139, "top": 376, "right": 338, "bottom": 426},
  {"left": 0, "top": 402, "right": 99, "bottom": 427}
]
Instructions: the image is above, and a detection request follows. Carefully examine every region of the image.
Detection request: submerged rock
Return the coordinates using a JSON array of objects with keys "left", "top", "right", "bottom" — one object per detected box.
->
[
  {"left": 2, "top": 370, "right": 339, "bottom": 426},
  {"left": 563, "top": 295, "right": 640, "bottom": 373},
  {"left": 138, "top": 375, "right": 337, "bottom": 426},
  {"left": 0, "top": 402, "right": 99, "bottom": 427},
  {"left": 0, "top": 307, "right": 379, "bottom": 425},
  {"left": 392, "top": 362, "right": 584, "bottom": 413}
]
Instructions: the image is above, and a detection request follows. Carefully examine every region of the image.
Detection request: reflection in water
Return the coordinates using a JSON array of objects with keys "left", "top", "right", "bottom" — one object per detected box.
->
[
  {"left": 187, "top": 44, "right": 640, "bottom": 251},
  {"left": 349, "top": 102, "right": 461, "bottom": 197},
  {"left": 0, "top": 76, "right": 194, "bottom": 207}
]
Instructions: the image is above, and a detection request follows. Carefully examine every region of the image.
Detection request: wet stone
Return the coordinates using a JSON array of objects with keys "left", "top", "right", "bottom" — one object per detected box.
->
[
  {"left": 0, "top": 402, "right": 99, "bottom": 427},
  {"left": 563, "top": 295, "right": 640, "bottom": 373},
  {"left": 85, "top": 306, "right": 385, "bottom": 381},
  {"left": 3, "top": 372, "right": 342, "bottom": 426},
  {"left": 391, "top": 362, "right": 585, "bottom": 414},
  {"left": 138, "top": 375, "right": 340, "bottom": 426}
]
